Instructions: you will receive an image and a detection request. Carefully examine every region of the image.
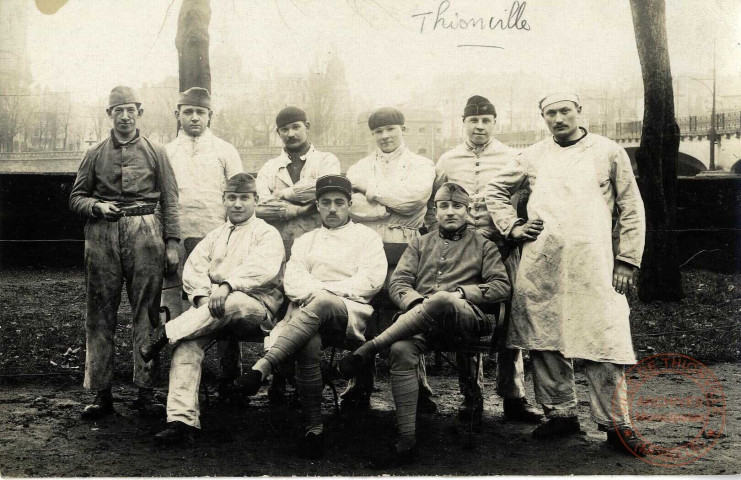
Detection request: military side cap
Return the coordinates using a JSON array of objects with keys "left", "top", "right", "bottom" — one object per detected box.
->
[
  {"left": 539, "top": 93, "right": 580, "bottom": 111},
  {"left": 224, "top": 173, "right": 257, "bottom": 193},
  {"left": 276, "top": 106, "right": 307, "bottom": 128},
  {"left": 368, "top": 107, "right": 404, "bottom": 130},
  {"left": 316, "top": 175, "right": 351, "bottom": 200},
  {"left": 434, "top": 182, "right": 470, "bottom": 205},
  {"left": 463, "top": 95, "right": 496, "bottom": 119},
  {"left": 178, "top": 87, "right": 211, "bottom": 109},
  {"left": 108, "top": 86, "right": 141, "bottom": 109}
]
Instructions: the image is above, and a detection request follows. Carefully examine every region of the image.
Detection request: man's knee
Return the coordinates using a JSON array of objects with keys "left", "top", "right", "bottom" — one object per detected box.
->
[
  {"left": 389, "top": 341, "right": 420, "bottom": 371},
  {"left": 304, "top": 290, "right": 344, "bottom": 317},
  {"left": 422, "top": 291, "right": 458, "bottom": 316}
]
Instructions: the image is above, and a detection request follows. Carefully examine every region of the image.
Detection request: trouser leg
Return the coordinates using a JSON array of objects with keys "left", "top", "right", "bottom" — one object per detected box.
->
[
  {"left": 531, "top": 350, "right": 578, "bottom": 418},
  {"left": 295, "top": 334, "right": 324, "bottom": 434},
  {"left": 217, "top": 340, "right": 242, "bottom": 381},
  {"left": 166, "top": 336, "right": 211, "bottom": 428},
  {"left": 120, "top": 215, "right": 165, "bottom": 388},
  {"left": 457, "top": 352, "right": 483, "bottom": 400},
  {"left": 496, "top": 348, "right": 527, "bottom": 399},
  {"left": 389, "top": 336, "right": 427, "bottom": 443},
  {"left": 584, "top": 360, "right": 629, "bottom": 428},
  {"left": 166, "top": 305, "right": 266, "bottom": 428},
  {"left": 262, "top": 292, "right": 347, "bottom": 372},
  {"left": 165, "top": 292, "right": 269, "bottom": 343},
  {"left": 83, "top": 218, "right": 124, "bottom": 391}
]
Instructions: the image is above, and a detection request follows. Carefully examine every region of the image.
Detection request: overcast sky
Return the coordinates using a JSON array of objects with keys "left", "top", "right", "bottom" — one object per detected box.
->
[{"left": 20, "top": 0, "right": 741, "bottom": 104}]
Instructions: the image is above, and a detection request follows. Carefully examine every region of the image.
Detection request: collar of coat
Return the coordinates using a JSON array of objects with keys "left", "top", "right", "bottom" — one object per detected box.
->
[
  {"left": 175, "top": 127, "right": 213, "bottom": 143},
  {"left": 438, "top": 224, "right": 468, "bottom": 241},
  {"left": 276, "top": 143, "right": 316, "bottom": 167}
]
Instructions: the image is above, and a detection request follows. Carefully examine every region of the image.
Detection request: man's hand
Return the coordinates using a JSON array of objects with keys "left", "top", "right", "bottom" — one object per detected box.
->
[
  {"left": 300, "top": 290, "right": 319, "bottom": 307},
  {"left": 209, "top": 283, "right": 232, "bottom": 318},
  {"left": 164, "top": 240, "right": 180, "bottom": 276},
  {"left": 613, "top": 260, "right": 637, "bottom": 295},
  {"left": 510, "top": 219, "right": 544, "bottom": 241},
  {"left": 352, "top": 177, "right": 369, "bottom": 194},
  {"left": 93, "top": 202, "right": 123, "bottom": 222}
]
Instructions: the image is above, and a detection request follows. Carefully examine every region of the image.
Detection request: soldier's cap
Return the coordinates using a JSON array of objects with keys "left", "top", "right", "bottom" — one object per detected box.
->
[
  {"left": 539, "top": 93, "right": 580, "bottom": 111},
  {"left": 316, "top": 175, "right": 352, "bottom": 200},
  {"left": 276, "top": 106, "right": 307, "bottom": 129},
  {"left": 463, "top": 95, "right": 496, "bottom": 119},
  {"left": 108, "top": 86, "right": 141, "bottom": 109},
  {"left": 368, "top": 107, "right": 404, "bottom": 131},
  {"left": 224, "top": 173, "right": 257, "bottom": 194},
  {"left": 178, "top": 87, "right": 211, "bottom": 109},
  {"left": 434, "top": 182, "right": 470, "bottom": 205}
]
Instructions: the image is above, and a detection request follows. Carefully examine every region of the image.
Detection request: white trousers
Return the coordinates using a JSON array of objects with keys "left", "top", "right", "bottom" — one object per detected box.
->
[{"left": 166, "top": 293, "right": 270, "bottom": 428}]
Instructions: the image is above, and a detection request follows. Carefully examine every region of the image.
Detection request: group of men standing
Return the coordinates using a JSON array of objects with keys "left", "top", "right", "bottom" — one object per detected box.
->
[{"left": 70, "top": 85, "right": 646, "bottom": 465}]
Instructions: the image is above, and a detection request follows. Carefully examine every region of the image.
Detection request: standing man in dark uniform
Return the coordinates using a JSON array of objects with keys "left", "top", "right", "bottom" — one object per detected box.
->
[{"left": 70, "top": 86, "right": 180, "bottom": 419}]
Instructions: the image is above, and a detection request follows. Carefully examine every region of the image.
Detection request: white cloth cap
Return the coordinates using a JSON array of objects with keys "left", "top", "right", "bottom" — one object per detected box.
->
[{"left": 539, "top": 93, "right": 580, "bottom": 111}]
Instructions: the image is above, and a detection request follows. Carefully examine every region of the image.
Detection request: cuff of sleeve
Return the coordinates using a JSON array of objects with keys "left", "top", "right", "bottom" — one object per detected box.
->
[
  {"left": 89, "top": 202, "right": 99, "bottom": 218},
  {"left": 400, "top": 292, "right": 425, "bottom": 311},
  {"left": 504, "top": 218, "right": 525, "bottom": 238},
  {"left": 616, "top": 256, "right": 641, "bottom": 269},
  {"left": 188, "top": 289, "right": 211, "bottom": 304},
  {"left": 460, "top": 285, "right": 483, "bottom": 304}
]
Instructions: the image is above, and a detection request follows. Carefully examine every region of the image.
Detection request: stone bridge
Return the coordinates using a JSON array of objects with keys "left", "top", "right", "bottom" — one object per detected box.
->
[{"left": 496, "top": 112, "right": 741, "bottom": 175}]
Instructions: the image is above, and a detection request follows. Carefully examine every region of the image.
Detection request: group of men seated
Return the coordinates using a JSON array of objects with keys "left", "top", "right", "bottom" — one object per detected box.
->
[{"left": 71, "top": 87, "right": 648, "bottom": 465}]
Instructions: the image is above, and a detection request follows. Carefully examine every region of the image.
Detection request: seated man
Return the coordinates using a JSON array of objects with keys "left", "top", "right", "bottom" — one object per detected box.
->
[
  {"left": 139, "top": 173, "right": 285, "bottom": 444},
  {"left": 337, "top": 182, "right": 510, "bottom": 465},
  {"left": 233, "top": 174, "right": 387, "bottom": 459}
]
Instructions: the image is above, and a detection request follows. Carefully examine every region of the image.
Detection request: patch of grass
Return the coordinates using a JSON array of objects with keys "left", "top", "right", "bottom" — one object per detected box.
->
[{"left": 628, "top": 270, "right": 741, "bottom": 363}]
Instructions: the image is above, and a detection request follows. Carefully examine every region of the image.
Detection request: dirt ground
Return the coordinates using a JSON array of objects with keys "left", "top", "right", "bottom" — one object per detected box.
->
[
  {"left": 0, "top": 361, "right": 739, "bottom": 477},
  {"left": 0, "top": 268, "right": 739, "bottom": 477}
]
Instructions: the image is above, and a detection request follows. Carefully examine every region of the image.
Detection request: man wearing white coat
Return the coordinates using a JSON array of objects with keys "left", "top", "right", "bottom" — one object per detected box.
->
[
  {"left": 163, "top": 87, "right": 245, "bottom": 398},
  {"left": 344, "top": 107, "right": 436, "bottom": 412},
  {"left": 485, "top": 93, "right": 648, "bottom": 455},
  {"left": 234, "top": 175, "right": 387, "bottom": 459},
  {"left": 140, "top": 173, "right": 285, "bottom": 444}
]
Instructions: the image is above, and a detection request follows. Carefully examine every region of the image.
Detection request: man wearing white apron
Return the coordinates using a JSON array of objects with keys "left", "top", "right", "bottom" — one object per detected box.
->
[
  {"left": 163, "top": 87, "right": 245, "bottom": 401},
  {"left": 485, "top": 93, "right": 648, "bottom": 455}
]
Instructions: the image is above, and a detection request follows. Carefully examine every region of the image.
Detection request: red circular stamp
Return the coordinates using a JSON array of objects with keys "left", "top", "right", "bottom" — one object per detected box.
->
[{"left": 612, "top": 353, "right": 726, "bottom": 467}]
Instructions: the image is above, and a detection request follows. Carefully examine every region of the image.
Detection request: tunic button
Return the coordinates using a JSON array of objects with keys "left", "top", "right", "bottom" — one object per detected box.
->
[
  {"left": 441, "top": 257, "right": 445, "bottom": 261},
  {"left": 475, "top": 162, "right": 480, "bottom": 166},
  {"left": 444, "top": 241, "right": 449, "bottom": 245},
  {"left": 437, "top": 271, "right": 442, "bottom": 275},
  {"left": 475, "top": 171, "right": 479, "bottom": 175}
]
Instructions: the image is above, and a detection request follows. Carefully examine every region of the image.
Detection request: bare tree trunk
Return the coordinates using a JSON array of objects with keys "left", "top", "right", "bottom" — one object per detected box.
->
[
  {"left": 176, "top": 0, "right": 212, "bottom": 93},
  {"left": 629, "top": 0, "right": 683, "bottom": 301}
]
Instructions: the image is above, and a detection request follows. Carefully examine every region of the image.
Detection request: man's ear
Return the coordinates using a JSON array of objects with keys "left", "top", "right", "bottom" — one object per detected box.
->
[
  {"left": 173, "top": 109, "right": 180, "bottom": 120},
  {"left": 137, "top": 107, "right": 144, "bottom": 117},
  {"left": 400, "top": 125, "right": 406, "bottom": 133},
  {"left": 253, "top": 193, "right": 259, "bottom": 204},
  {"left": 304, "top": 121, "right": 311, "bottom": 131},
  {"left": 576, "top": 105, "right": 583, "bottom": 114},
  {"left": 106, "top": 108, "right": 113, "bottom": 119}
]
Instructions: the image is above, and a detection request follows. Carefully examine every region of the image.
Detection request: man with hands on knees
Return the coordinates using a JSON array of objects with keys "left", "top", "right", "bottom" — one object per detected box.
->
[
  {"left": 138, "top": 173, "right": 285, "bottom": 444},
  {"left": 337, "top": 182, "right": 510, "bottom": 466},
  {"left": 485, "top": 93, "right": 647, "bottom": 455},
  {"left": 70, "top": 85, "right": 180, "bottom": 420}
]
